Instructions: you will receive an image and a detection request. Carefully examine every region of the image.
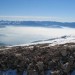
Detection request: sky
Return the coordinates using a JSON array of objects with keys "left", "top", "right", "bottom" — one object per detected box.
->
[{"left": 0, "top": 0, "right": 75, "bottom": 22}]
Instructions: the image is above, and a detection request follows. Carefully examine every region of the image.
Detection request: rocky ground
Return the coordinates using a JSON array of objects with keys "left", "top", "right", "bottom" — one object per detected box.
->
[{"left": 0, "top": 42, "right": 75, "bottom": 75}]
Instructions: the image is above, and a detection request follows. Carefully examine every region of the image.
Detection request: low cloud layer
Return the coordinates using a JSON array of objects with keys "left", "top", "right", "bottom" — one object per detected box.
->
[
  {"left": 0, "top": 26, "right": 75, "bottom": 45},
  {"left": 0, "top": 16, "right": 75, "bottom": 22}
]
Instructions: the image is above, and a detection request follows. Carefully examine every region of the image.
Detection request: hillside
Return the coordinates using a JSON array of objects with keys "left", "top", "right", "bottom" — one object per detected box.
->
[{"left": 0, "top": 42, "right": 75, "bottom": 75}]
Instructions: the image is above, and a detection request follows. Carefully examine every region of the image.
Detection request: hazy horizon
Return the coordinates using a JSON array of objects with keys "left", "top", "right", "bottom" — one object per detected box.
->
[{"left": 0, "top": 0, "right": 75, "bottom": 22}]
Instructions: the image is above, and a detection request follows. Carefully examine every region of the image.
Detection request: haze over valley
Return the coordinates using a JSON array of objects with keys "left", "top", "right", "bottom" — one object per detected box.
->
[{"left": 0, "top": 21, "right": 75, "bottom": 46}]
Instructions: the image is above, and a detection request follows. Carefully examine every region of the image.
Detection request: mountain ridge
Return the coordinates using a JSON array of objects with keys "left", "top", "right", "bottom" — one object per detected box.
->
[{"left": 0, "top": 20, "right": 75, "bottom": 28}]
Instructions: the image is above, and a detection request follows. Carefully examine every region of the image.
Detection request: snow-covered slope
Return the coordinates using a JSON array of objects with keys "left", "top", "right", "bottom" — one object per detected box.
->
[
  {"left": 7, "top": 35, "right": 75, "bottom": 47},
  {"left": 30, "top": 35, "right": 75, "bottom": 46},
  {"left": 1, "top": 35, "right": 75, "bottom": 51}
]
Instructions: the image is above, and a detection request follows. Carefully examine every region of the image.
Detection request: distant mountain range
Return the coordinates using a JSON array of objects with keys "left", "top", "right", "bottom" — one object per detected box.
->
[{"left": 0, "top": 20, "right": 75, "bottom": 28}]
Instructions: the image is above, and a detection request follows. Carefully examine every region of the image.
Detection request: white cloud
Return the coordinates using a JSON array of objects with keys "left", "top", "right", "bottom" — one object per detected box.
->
[
  {"left": 0, "top": 16, "right": 75, "bottom": 22},
  {"left": 0, "top": 26, "right": 75, "bottom": 45}
]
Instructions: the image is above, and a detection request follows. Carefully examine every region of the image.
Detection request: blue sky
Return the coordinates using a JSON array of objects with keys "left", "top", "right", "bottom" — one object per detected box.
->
[{"left": 0, "top": 0, "right": 75, "bottom": 22}]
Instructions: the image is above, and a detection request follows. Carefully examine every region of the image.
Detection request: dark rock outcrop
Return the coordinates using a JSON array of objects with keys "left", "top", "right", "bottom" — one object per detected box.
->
[{"left": 0, "top": 43, "right": 75, "bottom": 75}]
